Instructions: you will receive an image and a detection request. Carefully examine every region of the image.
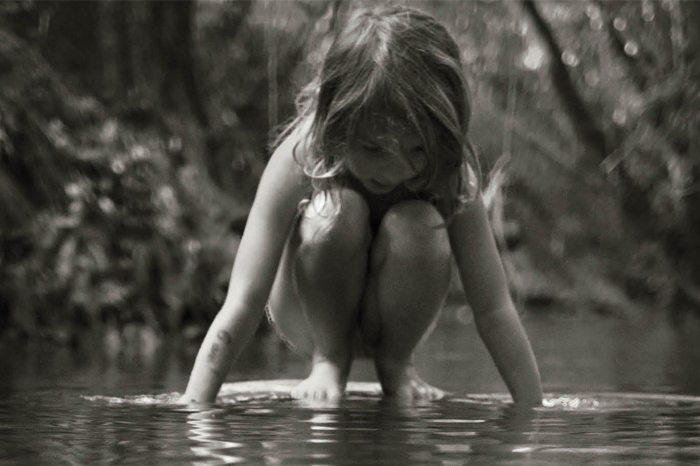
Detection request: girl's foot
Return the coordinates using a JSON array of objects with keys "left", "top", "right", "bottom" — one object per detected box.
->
[
  {"left": 376, "top": 357, "right": 445, "bottom": 404},
  {"left": 291, "top": 356, "right": 348, "bottom": 402}
]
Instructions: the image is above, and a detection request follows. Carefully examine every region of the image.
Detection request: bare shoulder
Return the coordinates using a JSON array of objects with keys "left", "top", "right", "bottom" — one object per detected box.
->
[
  {"left": 266, "top": 120, "right": 311, "bottom": 185},
  {"left": 248, "top": 120, "right": 312, "bottom": 224},
  {"left": 230, "top": 120, "right": 313, "bottom": 294},
  {"left": 266, "top": 121, "right": 310, "bottom": 181}
]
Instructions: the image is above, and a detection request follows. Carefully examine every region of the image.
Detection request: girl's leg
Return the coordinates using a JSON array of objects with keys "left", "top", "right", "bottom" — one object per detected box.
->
[
  {"left": 361, "top": 200, "right": 452, "bottom": 403},
  {"left": 268, "top": 189, "right": 371, "bottom": 401}
]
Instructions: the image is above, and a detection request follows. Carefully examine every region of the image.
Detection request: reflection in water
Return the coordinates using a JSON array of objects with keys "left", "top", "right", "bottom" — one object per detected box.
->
[
  {"left": 178, "top": 394, "right": 700, "bottom": 465},
  {"left": 2, "top": 389, "right": 700, "bottom": 465},
  {"left": 2, "top": 315, "right": 700, "bottom": 464},
  {"left": 187, "top": 408, "right": 244, "bottom": 465}
]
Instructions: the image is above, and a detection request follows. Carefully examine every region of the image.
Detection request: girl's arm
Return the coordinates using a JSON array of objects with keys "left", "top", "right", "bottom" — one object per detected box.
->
[
  {"left": 448, "top": 195, "right": 542, "bottom": 406},
  {"left": 183, "top": 131, "right": 311, "bottom": 403}
]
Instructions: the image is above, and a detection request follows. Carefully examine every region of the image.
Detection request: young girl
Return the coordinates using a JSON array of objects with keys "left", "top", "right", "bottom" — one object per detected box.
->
[{"left": 183, "top": 4, "right": 542, "bottom": 406}]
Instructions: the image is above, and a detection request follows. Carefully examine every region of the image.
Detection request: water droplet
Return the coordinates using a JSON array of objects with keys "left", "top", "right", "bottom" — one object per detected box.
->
[
  {"left": 585, "top": 4, "right": 601, "bottom": 19},
  {"left": 111, "top": 159, "right": 126, "bottom": 174},
  {"left": 642, "top": 4, "right": 655, "bottom": 22},
  {"left": 522, "top": 44, "right": 545, "bottom": 70},
  {"left": 98, "top": 196, "right": 116, "bottom": 214},
  {"left": 562, "top": 50, "right": 579, "bottom": 67},
  {"left": 585, "top": 70, "right": 600, "bottom": 87},
  {"left": 65, "top": 182, "right": 82, "bottom": 198},
  {"left": 131, "top": 145, "right": 149, "bottom": 160},
  {"left": 624, "top": 41, "right": 639, "bottom": 57},
  {"left": 613, "top": 17, "right": 627, "bottom": 31},
  {"left": 589, "top": 17, "right": 604, "bottom": 31},
  {"left": 613, "top": 108, "right": 628, "bottom": 125}
]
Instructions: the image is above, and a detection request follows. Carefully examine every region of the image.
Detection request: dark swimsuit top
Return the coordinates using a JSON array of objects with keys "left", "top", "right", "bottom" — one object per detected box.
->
[{"left": 341, "top": 173, "right": 434, "bottom": 234}]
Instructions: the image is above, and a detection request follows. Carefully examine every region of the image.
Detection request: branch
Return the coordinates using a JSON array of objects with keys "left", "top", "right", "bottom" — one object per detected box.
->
[{"left": 522, "top": 0, "right": 608, "bottom": 159}]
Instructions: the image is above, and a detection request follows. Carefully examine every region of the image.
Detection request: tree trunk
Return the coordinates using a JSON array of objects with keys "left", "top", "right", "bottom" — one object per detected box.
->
[
  {"left": 150, "top": 1, "right": 208, "bottom": 126},
  {"left": 24, "top": 1, "right": 209, "bottom": 126},
  {"left": 522, "top": 0, "right": 609, "bottom": 159},
  {"left": 682, "top": 0, "right": 700, "bottom": 79}
]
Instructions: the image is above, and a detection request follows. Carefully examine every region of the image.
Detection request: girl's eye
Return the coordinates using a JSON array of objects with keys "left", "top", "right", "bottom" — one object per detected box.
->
[{"left": 361, "top": 144, "right": 382, "bottom": 153}]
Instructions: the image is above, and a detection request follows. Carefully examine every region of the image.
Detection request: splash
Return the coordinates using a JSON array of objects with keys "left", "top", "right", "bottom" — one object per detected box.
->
[
  {"left": 81, "top": 392, "right": 182, "bottom": 405},
  {"left": 543, "top": 392, "right": 700, "bottom": 411},
  {"left": 81, "top": 380, "right": 700, "bottom": 411}
]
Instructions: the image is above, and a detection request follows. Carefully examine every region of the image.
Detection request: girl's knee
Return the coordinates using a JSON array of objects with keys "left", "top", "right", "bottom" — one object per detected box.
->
[
  {"left": 298, "top": 189, "right": 371, "bottom": 254},
  {"left": 375, "top": 201, "right": 451, "bottom": 265}
]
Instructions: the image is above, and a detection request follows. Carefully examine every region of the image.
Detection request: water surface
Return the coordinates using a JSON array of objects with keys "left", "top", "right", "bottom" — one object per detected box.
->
[{"left": 2, "top": 313, "right": 700, "bottom": 465}]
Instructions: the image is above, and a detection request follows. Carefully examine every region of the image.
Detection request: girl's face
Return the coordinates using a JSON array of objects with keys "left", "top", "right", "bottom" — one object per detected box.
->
[{"left": 345, "top": 120, "right": 427, "bottom": 195}]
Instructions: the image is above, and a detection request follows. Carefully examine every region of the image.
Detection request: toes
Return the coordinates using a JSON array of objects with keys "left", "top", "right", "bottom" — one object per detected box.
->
[
  {"left": 384, "top": 379, "right": 445, "bottom": 404},
  {"left": 290, "top": 381, "right": 343, "bottom": 402},
  {"left": 290, "top": 386, "right": 306, "bottom": 399}
]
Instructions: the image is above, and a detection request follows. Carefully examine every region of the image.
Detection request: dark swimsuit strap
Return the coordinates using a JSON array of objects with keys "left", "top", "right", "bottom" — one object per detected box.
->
[{"left": 341, "top": 173, "right": 434, "bottom": 234}]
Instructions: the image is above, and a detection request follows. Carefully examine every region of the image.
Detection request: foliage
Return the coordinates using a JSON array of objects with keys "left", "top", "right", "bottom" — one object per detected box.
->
[
  {"left": 528, "top": 0, "right": 700, "bottom": 312},
  {"left": 2, "top": 0, "right": 700, "bottom": 343},
  {"left": 0, "top": 30, "right": 234, "bottom": 342},
  {"left": 0, "top": 0, "right": 336, "bottom": 343}
]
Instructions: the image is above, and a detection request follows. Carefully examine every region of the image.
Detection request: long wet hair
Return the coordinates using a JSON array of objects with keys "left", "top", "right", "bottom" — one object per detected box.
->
[{"left": 273, "top": 4, "right": 481, "bottom": 219}]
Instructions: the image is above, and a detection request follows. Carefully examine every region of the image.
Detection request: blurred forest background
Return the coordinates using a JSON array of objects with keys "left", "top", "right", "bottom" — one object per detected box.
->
[{"left": 0, "top": 0, "right": 699, "bottom": 350}]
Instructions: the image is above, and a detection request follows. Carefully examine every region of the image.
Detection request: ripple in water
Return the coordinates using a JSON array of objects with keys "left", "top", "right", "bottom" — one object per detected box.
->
[{"left": 72, "top": 381, "right": 700, "bottom": 465}]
